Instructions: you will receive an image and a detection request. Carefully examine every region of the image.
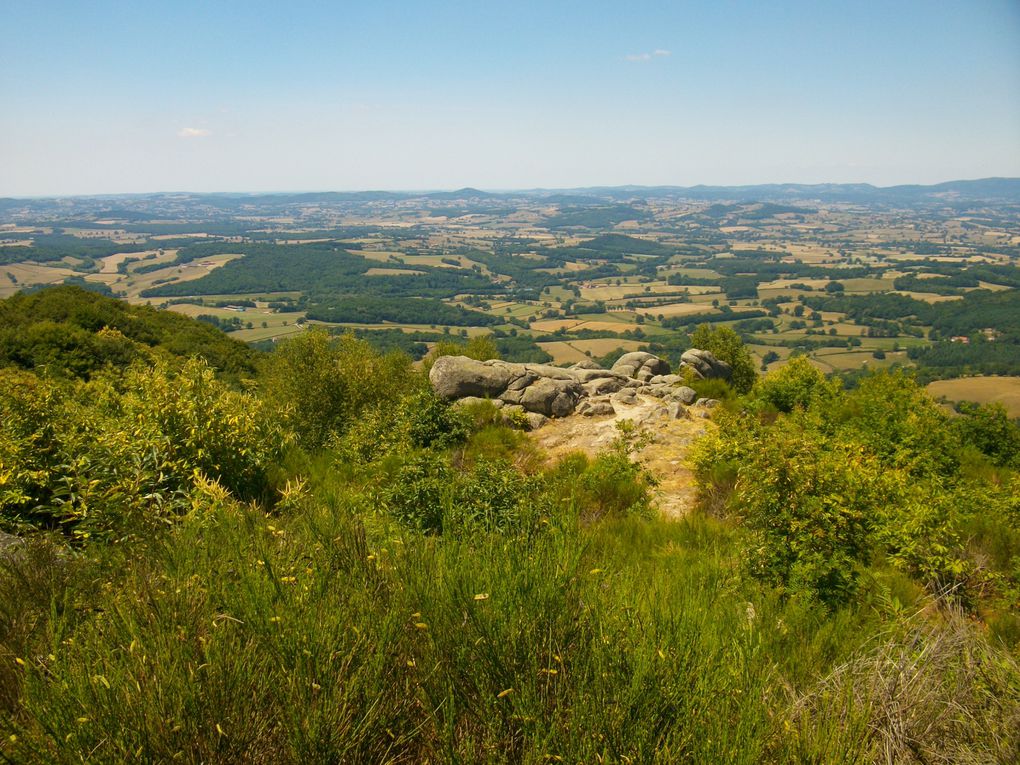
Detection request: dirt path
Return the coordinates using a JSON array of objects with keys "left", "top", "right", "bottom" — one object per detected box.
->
[{"left": 530, "top": 395, "right": 714, "bottom": 519}]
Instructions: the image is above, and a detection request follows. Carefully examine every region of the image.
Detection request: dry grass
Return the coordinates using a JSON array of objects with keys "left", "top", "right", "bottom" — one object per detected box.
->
[
  {"left": 536, "top": 341, "right": 589, "bottom": 364},
  {"left": 927, "top": 377, "right": 1020, "bottom": 418},
  {"left": 893, "top": 291, "right": 965, "bottom": 304},
  {"left": 364, "top": 267, "right": 426, "bottom": 276},
  {"left": 568, "top": 338, "right": 644, "bottom": 355},
  {"left": 635, "top": 302, "right": 716, "bottom": 318},
  {"left": 0, "top": 263, "right": 76, "bottom": 298},
  {"left": 792, "top": 610, "right": 1020, "bottom": 764}
]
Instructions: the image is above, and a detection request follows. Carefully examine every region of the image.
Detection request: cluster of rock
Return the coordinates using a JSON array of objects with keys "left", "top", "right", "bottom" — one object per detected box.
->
[{"left": 429, "top": 349, "right": 728, "bottom": 429}]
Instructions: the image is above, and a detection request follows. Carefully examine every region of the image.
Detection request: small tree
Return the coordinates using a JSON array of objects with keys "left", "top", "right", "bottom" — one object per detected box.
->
[{"left": 689, "top": 324, "right": 757, "bottom": 394}]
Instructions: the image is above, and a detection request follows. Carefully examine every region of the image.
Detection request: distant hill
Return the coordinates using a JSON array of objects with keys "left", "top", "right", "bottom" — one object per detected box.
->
[
  {"left": 4, "top": 178, "right": 1018, "bottom": 221},
  {"left": 564, "top": 178, "right": 1020, "bottom": 204},
  {"left": 424, "top": 187, "right": 497, "bottom": 200}
]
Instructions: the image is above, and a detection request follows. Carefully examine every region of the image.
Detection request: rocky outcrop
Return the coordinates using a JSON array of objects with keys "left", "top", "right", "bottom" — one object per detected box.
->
[
  {"left": 429, "top": 351, "right": 720, "bottom": 428},
  {"left": 679, "top": 349, "right": 732, "bottom": 381},
  {"left": 429, "top": 356, "right": 513, "bottom": 399},
  {"left": 611, "top": 352, "right": 671, "bottom": 382}
]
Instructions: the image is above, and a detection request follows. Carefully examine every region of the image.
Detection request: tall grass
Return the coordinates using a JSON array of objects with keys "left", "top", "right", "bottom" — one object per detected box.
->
[{"left": 1, "top": 443, "right": 1018, "bottom": 762}]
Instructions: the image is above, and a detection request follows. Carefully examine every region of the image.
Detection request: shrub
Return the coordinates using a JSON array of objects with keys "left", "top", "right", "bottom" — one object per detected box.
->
[
  {"left": 384, "top": 452, "right": 451, "bottom": 533},
  {"left": 261, "top": 330, "right": 417, "bottom": 450},
  {"left": 753, "top": 356, "right": 840, "bottom": 413},
  {"left": 450, "top": 458, "right": 544, "bottom": 533},
  {"left": 545, "top": 450, "right": 654, "bottom": 522},
  {"left": 403, "top": 389, "right": 470, "bottom": 450},
  {"left": 734, "top": 421, "right": 884, "bottom": 606},
  {"left": 688, "top": 324, "right": 757, "bottom": 394},
  {"left": 953, "top": 402, "right": 1020, "bottom": 468},
  {"left": 0, "top": 358, "right": 287, "bottom": 539}
]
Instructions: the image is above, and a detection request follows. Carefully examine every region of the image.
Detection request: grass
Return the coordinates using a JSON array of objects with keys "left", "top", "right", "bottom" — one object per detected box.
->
[
  {"left": 927, "top": 376, "right": 1020, "bottom": 418},
  {"left": 3, "top": 461, "right": 1015, "bottom": 763}
]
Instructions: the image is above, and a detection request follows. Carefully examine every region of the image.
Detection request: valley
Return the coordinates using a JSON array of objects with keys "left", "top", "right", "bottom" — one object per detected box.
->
[{"left": 3, "top": 180, "right": 1019, "bottom": 399}]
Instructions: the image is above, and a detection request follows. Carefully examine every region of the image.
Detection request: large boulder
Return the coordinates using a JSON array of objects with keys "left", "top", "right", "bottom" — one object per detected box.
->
[
  {"left": 680, "top": 349, "right": 732, "bottom": 381},
  {"left": 429, "top": 356, "right": 513, "bottom": 400},
  {"left": 674, "top": 386, "right": 698, "bottom": 405},
  {"left": 519, "top": 377, "right": 583, "bottom": 417},
  {"left": 583, "top": 376, "right": 629, "bottom": 396},
  {"left": 611, "top": 352, "right": 671, "bottom": 380}
]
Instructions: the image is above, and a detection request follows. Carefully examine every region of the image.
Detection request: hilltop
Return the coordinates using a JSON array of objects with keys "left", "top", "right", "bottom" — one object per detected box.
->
[{"left": 1, "top": 281, "right": 1019, "bottom": 763}]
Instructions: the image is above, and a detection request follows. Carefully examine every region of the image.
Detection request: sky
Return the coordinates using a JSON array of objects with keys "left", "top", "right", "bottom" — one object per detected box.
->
[{"left": 1, "top": 0, "right": 1019, "bottom": 196}]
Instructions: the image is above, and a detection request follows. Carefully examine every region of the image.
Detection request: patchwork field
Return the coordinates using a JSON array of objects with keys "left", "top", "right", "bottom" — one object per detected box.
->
[{"left": 2, "top": 186, "right": 1017, "bottom": 382}]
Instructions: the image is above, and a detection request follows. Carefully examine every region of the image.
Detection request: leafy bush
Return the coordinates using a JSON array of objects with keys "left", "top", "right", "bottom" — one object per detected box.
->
[
  {"left": 261, "top": 330, "right": 415, "bottom": 450},
  {"left": 403, "top": 389, "right": 470, "bottom": 450},
  {"left": 752, "top": 356, "right": 840, "bottom": 413},
  {"left": 688, "top": 324, "right": 757, "bottom": 393},
  {"left": 953, "top": 401, "right": 1020, "bottom": 468},
  {"left": 450, "top": 458, "right": 545, "bottom": 533},
  {"left": 0, "top": 358, "right": 286, "bottom": 539},
  {"left": 734, "top": 421, "right": 883, "bottom": 606},
  {"left": 384, "top": 451, "right": 451, "bottom": 533}
]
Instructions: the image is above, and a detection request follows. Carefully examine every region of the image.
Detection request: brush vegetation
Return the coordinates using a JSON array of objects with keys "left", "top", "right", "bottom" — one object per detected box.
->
[{"left": 1, "top": 288, "right": 1019, "bottom": 763}]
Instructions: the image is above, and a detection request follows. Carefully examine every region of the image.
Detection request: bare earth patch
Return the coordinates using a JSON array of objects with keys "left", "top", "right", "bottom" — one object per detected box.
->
[{"left": 530, "top": 395, "right": 713, "bottom": 519}]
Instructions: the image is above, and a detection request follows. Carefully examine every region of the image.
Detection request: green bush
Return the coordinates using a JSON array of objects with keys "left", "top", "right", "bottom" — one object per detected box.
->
[
  {"left": 0, "top": 358, "right": 286, "bottom": 540},
  {"left": 954, "top": 401, "right": 1020, "bottom": 468},
  {"left": 546, "top": 450, "right": 654, "bottom": 522},
  {"left": 688, "top": 324, "right": 757, "bottom": 394},
  {"left": 733, "top": 421, "right": 883, "bottom": 606},
  {"left": 450, "top": 458, "right": 545, "bottom": 534},
  {"left": 384, "top": 451, "right": 451, "bottom": 533},
  {"left": 261, "top": 330, "right": 416, "bottom": 450},
  {"left": 403, "top": 389, "right": 470, "bottom": 450},
  {"left": 752, "top": 356, "right": 839, "bottom": 413}
]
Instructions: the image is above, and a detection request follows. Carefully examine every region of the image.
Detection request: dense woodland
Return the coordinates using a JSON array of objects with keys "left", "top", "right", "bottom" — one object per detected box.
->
[{"left": 0, "top": 287, "right": 1018, "bottom": 762}]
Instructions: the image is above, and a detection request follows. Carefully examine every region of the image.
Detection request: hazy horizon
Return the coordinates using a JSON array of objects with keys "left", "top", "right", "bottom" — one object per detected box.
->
[
  {"left": 5, "top": 176, "right": 1020, "bottom": 201},
  {"left": 2, "top": 0, "right": 1019, "bottom": 197}
]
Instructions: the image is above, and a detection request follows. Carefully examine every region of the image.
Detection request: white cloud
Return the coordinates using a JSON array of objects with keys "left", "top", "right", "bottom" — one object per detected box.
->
[
  {"left": 178, "top": 127, "right": 212, "bottom": 138},
  {"left": 624, "top": 49, "right": 671, "bottom": 63}
]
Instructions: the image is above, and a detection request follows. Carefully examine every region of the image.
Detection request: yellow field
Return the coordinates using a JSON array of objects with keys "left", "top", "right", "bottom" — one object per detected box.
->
[
  {"left": 530, "top": 319, "right": 583, "bottom": 332},
  {"left": 536, "top": 341, "right": 589, "bottom": 364},
  {"left": 759, "top": 278, "right": 829, "bottom": 290},
  {"left": 578, "top": 283, "right": 682, "bottom": 300},
  {"left": 365, "top": 267, "right": 425, "bottom": 276},
  {"left": 893, "top": 291, "right": 964, "bottom": 303},
  {"left": 811, "top": 349, "right": 910, "bottom": 372},
  {"left": 572, "top": 319, "right": 641, "bottom": 333},
  {"left": 537, "top": 338, "right": 644, "bottom": 364},
  {"left": 0, "top": 263, "right": 77, "bottom": 298},
  {"left": 927, "top": 377, "right": 1020, "bottom": 418},
  {"left": 98, "top": 249, "right": 163, "bottom": 274},
  {"left": 530, "top": 317, "right": 641, "bottom": 334},
  {"left": 568, "top": 338, "right": 644, "bottom": 355},
  {"left": 228, "top": 324, "right": 307, "bottom": 343},
  {"left": 356, "top": 250, "right": 402, "bottom": 262},
  {"left": 635, "top": 303, "right": 716, "bottom": 318},
  {"left": 113, "top": 254, "right": 242, "bottom": 302}
]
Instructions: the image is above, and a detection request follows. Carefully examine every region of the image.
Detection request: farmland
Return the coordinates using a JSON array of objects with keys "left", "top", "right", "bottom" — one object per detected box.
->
[
  {"left": 928, "top": 376, "right": 1020, "bottom": 417},
  {"left": 1, "top": 181, "right": 1018, "bottom": 378}
]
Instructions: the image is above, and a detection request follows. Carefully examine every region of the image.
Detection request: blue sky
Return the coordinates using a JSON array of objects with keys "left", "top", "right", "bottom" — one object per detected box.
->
[{"left": 1, "top": 0, "right": 1018, "bottom": 195}]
